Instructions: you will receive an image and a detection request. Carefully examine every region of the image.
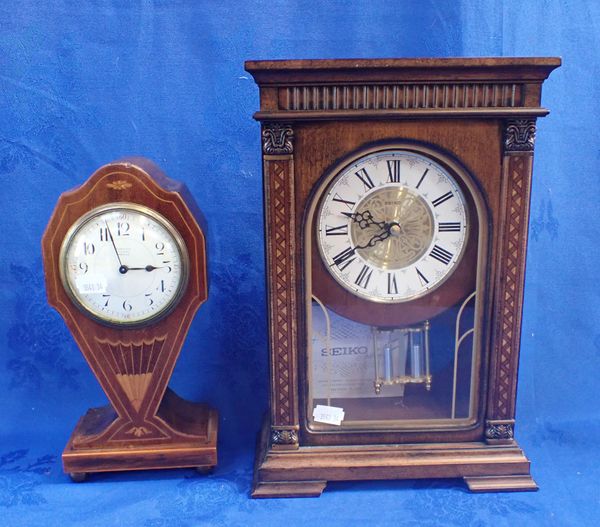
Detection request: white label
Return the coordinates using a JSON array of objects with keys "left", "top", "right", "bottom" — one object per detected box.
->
[
  {"left": 75, "top": 274, "right": 108, "bottom": 294},
  {"left": 313, "top": 404, "right": 345, "bottom": 426}
]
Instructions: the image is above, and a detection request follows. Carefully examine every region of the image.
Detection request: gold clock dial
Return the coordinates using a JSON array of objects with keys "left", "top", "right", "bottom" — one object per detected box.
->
[
  {"left": 317, "top": 149, "right": 469, "bottom": 303},
  {"left": 351, "top": 186, "right": 435, "bottom": 270},
  {"left": 59, "top": 203, "right": 189, "bottom": 327}
]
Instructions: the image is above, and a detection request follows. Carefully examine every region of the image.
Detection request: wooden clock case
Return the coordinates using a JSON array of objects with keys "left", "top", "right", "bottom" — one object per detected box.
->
[
  {"left": 245, "top": 58, "right": 560, "bottom": 497},
  {"left": 42, "top": 158, "right": 217, "bottom": 479}
]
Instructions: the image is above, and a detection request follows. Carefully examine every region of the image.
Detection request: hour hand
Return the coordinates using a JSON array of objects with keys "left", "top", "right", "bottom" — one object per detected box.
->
[
  {"left": 122, "top": 265, "right": 164, "bottom": 272},
  {"left": 343, "top": 210, "right": 386, "bottom": 229}
]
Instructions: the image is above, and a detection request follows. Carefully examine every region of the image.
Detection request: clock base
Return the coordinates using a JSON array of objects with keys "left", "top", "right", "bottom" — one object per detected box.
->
[
  {"left": 251, "top": 420, "right": 537, "bottom": 498},
  {"left": 62, "top": 395, "right": 218, "bottom": 478},
  {"left": 252, "top": 480, "right": 327, "bottom": 498},
  {"left": 463, "top": 474, "right": 538, "bottom": 492}
]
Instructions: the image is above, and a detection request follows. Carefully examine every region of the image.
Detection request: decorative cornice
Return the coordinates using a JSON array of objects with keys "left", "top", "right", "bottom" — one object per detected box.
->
[
  {"left": 279, "top": 83, "right": 523, "bottom": 112},
  {"left": 504, "top": 119, "right": 536, "bottom": 153},
  {"left": 262, "top": 123, "right": 294, "bottom": 155},
  {"left": 271, "top": 428, "right": 298, "bottom": 445}
]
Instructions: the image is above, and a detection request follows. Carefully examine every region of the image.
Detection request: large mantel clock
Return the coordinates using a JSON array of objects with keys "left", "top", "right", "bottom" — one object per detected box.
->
[
  {"left": 246, "top": 58, "right": 560, "bottom": 497},
  {"left": 42, "top": 158, "right": 217, "bottom": 480}
]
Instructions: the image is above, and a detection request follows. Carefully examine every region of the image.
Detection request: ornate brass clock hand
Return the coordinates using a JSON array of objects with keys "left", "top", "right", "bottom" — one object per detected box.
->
[
  {"left": 354, "top": 226, "right": 392, "bottom": 250},
  {"left": 329, "top": 226, "right": 392, "bottom": 268},
  {"left": 342, "top": 210, "right": 387, "bottom": 230}
]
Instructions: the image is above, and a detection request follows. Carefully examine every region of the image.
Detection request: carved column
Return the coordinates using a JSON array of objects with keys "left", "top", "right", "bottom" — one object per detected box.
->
[
  {"left": 261, "top": 123, "right": 300, "bottom": 449},
  {"left": 486, "top": 119, "right": 537, "bottom": 444}
]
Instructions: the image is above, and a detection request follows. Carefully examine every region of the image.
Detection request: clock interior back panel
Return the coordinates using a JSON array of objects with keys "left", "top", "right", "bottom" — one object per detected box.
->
[{"left": 296, "top": 119, "right": 501, "bottom": 444}]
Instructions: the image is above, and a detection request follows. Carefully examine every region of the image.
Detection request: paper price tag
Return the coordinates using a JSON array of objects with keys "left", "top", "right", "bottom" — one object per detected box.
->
[
  {"left": 313, "top": 404, "right": 345, "bottom": 426},
  {"left": 75, "top": 275, "right": 108, "bottom": 294}
]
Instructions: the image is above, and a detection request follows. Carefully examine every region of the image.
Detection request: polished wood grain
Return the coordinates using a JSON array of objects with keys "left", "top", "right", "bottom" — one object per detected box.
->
[
  {"left": 247, "top": 58, "right": 559, "bottom": 497},
  {"left": 42, "top": 158, "right": 217, "bottom": 479}
]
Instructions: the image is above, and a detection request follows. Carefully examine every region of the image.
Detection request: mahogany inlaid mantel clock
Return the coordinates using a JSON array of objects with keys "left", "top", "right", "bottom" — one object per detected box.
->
[
  {"left": 246, "top": 57, "right": 560, "bottom": 497},
  {"left": 42, "top": 158, "right": 217, "bottom": 480}
]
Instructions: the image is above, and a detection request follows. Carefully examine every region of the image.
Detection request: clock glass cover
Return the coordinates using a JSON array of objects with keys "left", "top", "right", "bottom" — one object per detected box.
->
[
  {"left": 60, "top": 203, "right": 188, "bottom": 327},
  {"left": 306, "top": 146, "right": 485, "bottom": 433}
]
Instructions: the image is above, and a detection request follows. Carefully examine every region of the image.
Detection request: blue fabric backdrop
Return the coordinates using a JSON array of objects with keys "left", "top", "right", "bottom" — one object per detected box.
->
[{"left": 1, "top": 1, "right": 598, "bottom": 525}]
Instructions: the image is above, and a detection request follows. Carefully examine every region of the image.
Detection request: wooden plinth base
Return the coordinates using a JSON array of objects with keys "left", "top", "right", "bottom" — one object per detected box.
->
[
  {"left": 253, "top": 480, "right": 327, "bottom": 498},
  {"left": 63, "top": 401, "right": 218, "bottom": 480},
  {"left": 464, "top": 474, "right": 538, "bottom": 492},
  {"left": 252, "top": 421, "right": 537, "bottom": 498}
]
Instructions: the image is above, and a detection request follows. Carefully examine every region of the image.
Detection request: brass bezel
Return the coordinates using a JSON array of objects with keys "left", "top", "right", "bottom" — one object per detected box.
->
[{"left": 59, "top": 202, "right": 190, "bottom": 328}]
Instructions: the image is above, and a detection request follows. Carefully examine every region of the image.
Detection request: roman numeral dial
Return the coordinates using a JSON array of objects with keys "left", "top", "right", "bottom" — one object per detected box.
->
[
  {"left": 387, "top": 160, "right": 401, "bottom": 182},
  {"left": 317, "top": 149, "right": 469, "bottom": 303},
  {"left": 429, "top": 244, "right": 454, "bottom": 265}
]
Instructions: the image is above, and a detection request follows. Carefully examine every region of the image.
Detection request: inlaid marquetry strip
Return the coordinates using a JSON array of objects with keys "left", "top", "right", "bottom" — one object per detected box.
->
[
  {"left": 97, "top": 336, "right": 165, "bottom": 376},
  {"left": 263, "top": 142, "right": 298, "bottom": 434},
  {"left": 279, "top": 83, "right": 522, "bottom": 111},
  {"left": 96, "top": 336, "right": 166, "bottom": 413},
  {"left": 116, "top": 373, "right": 153, "bottom": 412},
  {"left": 489, "top": 152, "right": 534, "bottom": 421}
]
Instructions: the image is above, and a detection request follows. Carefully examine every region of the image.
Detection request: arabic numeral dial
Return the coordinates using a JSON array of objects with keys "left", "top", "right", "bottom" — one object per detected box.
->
[{"left": 60, "top": 204, "right": 188, "bottom": 326}]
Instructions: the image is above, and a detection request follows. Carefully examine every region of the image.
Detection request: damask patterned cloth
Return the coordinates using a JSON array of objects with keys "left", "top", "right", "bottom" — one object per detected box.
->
[{"left": 1, "top": 1, "right": 599, "bottom": 526}]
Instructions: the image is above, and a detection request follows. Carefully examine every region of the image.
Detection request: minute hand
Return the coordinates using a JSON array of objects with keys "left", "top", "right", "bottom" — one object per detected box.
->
[
  {"left": 329, "top": 227, "right": 391, "bottom": 268},
  {"left": 354, "top": 228, "right": 391, "bottom": 250},
  {"left": 105, "top": 220, "right": 124, "bottom": 268}
]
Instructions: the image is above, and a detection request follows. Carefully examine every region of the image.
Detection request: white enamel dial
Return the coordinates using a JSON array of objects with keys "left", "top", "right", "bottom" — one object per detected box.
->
[
  {"left": 317, "top": 149, "right": 468, "bottom": 303},
  {"left": 60, "top": 203, "right": 188, "bottom": 326}
]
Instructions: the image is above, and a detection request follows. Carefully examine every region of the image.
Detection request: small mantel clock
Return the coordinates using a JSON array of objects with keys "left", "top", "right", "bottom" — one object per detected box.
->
[
  {"left": 42, "top": 158, "right": 217, "bottom": 480},
  {"left": 245, "top": 57, "right": 560, "bottom": 497}
]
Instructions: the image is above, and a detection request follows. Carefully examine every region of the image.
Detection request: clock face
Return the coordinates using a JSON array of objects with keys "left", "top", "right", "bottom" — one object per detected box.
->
[
  {"left": 317, "top": 149, "right": 468, "bottom": 303},
  {"left": 59, "top": 203, "right": 188, "bottom": 326}
]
